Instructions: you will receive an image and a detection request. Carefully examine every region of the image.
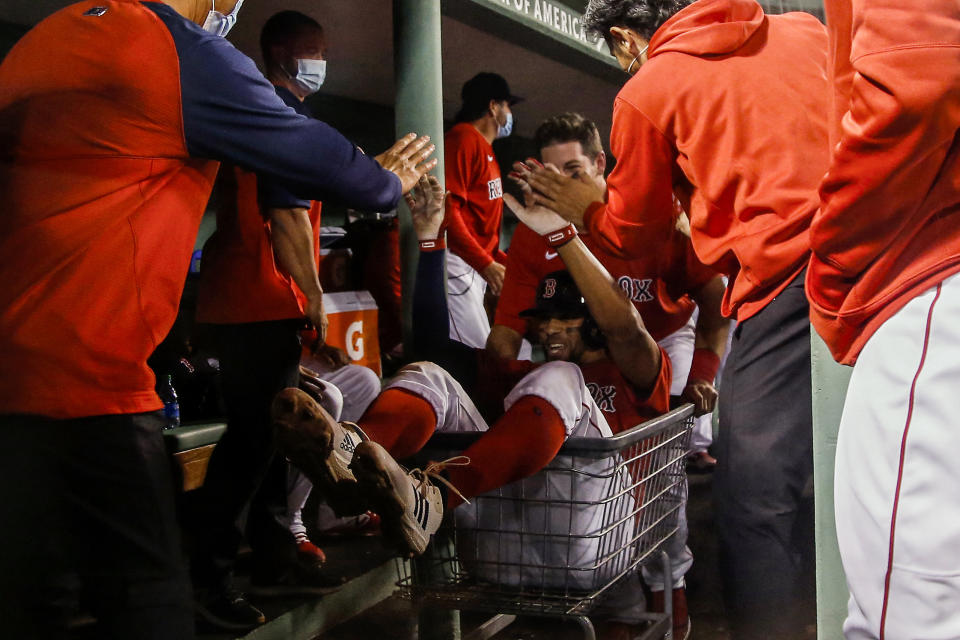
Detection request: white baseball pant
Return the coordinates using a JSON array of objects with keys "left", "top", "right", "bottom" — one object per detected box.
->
[
  {"left": 446, "top": 252, "right": 492, "bottom": 349},
  {"left": 388, "top": 361, "right": 647, "bottom": 622},
  {"left": 835, "top": 272, "right": 960, "bottom": 640}
]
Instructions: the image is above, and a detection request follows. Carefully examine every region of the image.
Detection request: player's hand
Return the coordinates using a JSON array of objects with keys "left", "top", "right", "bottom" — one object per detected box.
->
[
  {"left": 406, "top": 174, "right": 448, "bottom": 240},
  {"left": 314, "top": 343, "right": 351, "bottom": 370},
  {"left": 305, "top": 295, "right": 328, "bottom": 342},
  {"left": 481, "top": 261, "right": 506, "bottom": 296},
  {"left": 522, "top": 166, "right": 605, "bottom": 228},
  {"left": 375, "top": 133, "right": 438, "bottom": 195},
  {"left": 503, "top": 193, "right": 569, "bottom": 236},
  {"left": 681, "top": 379, "right": 719, "bottom": 417}
]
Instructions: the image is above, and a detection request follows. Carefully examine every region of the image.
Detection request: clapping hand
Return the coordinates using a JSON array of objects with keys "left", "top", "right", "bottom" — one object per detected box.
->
[
  {"left": 406, "top": 174, "right": 447, "bottom": 240},
  {"left": 376, "top": 133, "right": 438, "bottom": 194}
]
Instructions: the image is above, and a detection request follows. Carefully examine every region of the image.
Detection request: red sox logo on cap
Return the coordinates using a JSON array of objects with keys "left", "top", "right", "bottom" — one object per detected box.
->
[{"left": 543, "top": 278, "right": 557, "bottom": 298}]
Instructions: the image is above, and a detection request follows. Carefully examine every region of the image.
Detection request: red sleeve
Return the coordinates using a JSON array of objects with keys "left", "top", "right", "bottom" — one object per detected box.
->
[
  {"left": 444, "top": 131, "right": 495, "bottom": 272},
  {"left": 644, "top": 346, "right": 672, "bottom": 416},
  {"left": 621, "top": 346, "right": 672, "bottom": 418},
  {"left": 811, "top": 2, "right": 960, "bottom": 310},
  {"left": 584, "top": 98, "right": 678, "bottom": 257},
  {"left": 495, "top": 224, "right": 546, "bottom": 333}
]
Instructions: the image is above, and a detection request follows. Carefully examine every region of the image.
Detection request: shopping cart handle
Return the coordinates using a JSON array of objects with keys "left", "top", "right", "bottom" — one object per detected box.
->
[{"left": 421, "top": 404, "right": 695, "bottom": 456}]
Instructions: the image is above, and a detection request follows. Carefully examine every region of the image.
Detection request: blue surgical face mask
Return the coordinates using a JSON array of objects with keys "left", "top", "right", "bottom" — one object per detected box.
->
[
  {"left": 201, "top": 0, "right": 244, "bottom": 38},
  {"left": 287, "top": 58, "right": 327, "bottom": 95},
  {"left": 497, "top": 110, "right": 513, "bottom": 139}
]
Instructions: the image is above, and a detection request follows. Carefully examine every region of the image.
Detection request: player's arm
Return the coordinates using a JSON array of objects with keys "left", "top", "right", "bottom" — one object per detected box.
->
[
  {"left": 516, "top": 99, "right": 677, "bottom": 255},
  {"left": 685, "top": 277, "right": 728, "bottom": 416},
  {"left": 407, "top": 176, "right": 482, "bottom": 386},
  {"left": 268, "top": 206, "right": 327, "bottom": 339},
  {"left": 557, "top": 238, "right": 661, "bottom": 391},
  {"left": 485, "top": 325, "right": 522, "bottom": 360},
  {"left": 486, "top": 225, "right": 543, "bottom": 359},
  {"left": 164, "top": 22, "right": 434, "bottom": 208},
  {"left": 504, "top": 196, "right": 661, "bottom": 392}
]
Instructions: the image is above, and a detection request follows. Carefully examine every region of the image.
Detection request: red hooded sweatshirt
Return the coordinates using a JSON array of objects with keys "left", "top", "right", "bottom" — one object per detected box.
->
[
  {"left": 808, "top": 0, "right": 960, "bottom": 365},
  {"left": 584, "top": 0, "right": 830, "bottom": 321}
]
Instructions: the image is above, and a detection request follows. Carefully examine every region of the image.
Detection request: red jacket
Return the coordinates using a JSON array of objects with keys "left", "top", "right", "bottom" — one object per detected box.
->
[
  {"left": 0, "top": 2, "right": 219, "bottom": 418},
  {"left": 584, "top": 0, "right": 830, "bottom": 321},
  {"left": 808, "top": 0, "right": 960, "bottom": 364}
]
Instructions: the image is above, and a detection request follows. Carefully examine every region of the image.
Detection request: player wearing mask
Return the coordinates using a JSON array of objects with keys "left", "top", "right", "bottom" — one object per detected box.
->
[
  {"left": 514, "top": 1, "right": 830, "bottom": 637},
  {"left": 443, "top": 72, "right": 520, "bottom": 347},
  {"left": 192, "top": 11, "right": 380, "bottom": 629},
  {"left": 0, "top": 1, "right": 434, "bottom": 636}
]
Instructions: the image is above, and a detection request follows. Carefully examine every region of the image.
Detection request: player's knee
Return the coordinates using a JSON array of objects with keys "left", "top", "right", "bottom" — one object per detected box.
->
[
  {"left": 524, "top": 361, "right": 584, "bottom": 393},
  {"left": 340, "top": 364, "right": 382, "bottom": 404}
]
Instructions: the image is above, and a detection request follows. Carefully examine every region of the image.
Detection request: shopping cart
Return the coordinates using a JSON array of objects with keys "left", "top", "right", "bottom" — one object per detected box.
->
[{"left": 396, "top": 404, "right": 695, "bottom": 640}]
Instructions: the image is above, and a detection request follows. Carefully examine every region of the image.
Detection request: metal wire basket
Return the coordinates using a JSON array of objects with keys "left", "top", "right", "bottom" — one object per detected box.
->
[{"left": 396, "top": 404, "right": 694, "bottom": 636}]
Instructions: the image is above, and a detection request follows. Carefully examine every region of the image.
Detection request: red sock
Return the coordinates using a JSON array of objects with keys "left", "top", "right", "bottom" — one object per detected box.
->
[
  {"left": 358, "top": 389, "right": 437, "bottom": 459},
  {"left": 445, "top": 396, "right": 566, "bottom": 508}
]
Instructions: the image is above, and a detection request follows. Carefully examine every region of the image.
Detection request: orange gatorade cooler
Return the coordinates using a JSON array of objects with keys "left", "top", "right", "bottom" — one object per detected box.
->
[{"left": 323, "top": 291, "right": 381, "bottom": 377}]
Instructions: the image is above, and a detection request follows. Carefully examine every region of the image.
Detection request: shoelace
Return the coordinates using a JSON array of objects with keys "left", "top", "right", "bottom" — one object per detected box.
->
[{"left": 410, "top": 455, "right": 472, "bottom": 505}]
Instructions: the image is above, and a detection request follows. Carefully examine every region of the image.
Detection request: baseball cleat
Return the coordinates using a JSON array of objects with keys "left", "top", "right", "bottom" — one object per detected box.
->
[
  {"left": 271, "top": 388, "right": 369, "bottom": 516},
  {"left": 350, "top": 441, "right": 469, "bottom": 557}
]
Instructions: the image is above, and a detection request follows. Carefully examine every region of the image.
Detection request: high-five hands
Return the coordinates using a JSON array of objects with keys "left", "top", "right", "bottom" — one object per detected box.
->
[
  {"left": 376, "top": 133, "right": 438, "bottom": 194},
  {"left": 406, "top": 174, "right": 448, "bottom": 241},
  {"left": 510, "top": 157, "right": 605, "bottom": 227},
  {"left": 502, "top": 192, "right": 569, "bottom": 236}
]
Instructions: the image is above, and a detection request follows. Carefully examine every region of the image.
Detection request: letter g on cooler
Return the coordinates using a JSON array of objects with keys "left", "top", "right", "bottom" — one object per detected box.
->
[{"left": 346, "top": 320, "right": 364, "bottom": 360}]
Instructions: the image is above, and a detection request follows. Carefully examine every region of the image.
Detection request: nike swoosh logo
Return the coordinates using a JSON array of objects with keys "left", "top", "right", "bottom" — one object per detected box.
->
[
  {"left": 487, "top": 155, "right": 494, "bottom": 162},
  {"left": 545, "top": 251, "right": 559, "bottom": 260}
]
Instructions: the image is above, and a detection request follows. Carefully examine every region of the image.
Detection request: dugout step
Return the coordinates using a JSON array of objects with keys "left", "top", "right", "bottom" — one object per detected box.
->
[{"left": 197, "top": 535, "right": 401, "bottom": 639}]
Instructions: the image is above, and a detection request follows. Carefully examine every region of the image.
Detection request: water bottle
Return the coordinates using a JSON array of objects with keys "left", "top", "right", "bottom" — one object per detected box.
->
[{"left": 159, "top": 374, "right": 180, "bottom": 429}]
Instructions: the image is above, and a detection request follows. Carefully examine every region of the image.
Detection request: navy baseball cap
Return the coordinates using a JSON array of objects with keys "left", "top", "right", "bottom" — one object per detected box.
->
[
  {"left": 519, "top": 271, "right": 587, "bottom": 319},
  {"left": 461, "top": 72, "right": 523, "bottom": 107}
]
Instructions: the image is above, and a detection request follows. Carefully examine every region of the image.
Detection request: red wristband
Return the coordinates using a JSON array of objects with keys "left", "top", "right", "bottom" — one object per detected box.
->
[
  {"left": 686, "top": 348, "right": 721, "bottom": 385},
  {"left": 545, "top": 224, "right": 577, "bottom": 248},
  {"left": 419, "top": 237, "right": 445, "bottom": 251}
]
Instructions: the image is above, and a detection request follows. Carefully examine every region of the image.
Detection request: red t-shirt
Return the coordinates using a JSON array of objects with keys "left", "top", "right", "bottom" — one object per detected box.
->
[
  {"left": 196, "top": 167, "right": 322, "bottom": 324},
  {"left": 497, "top": 223, "right": 716, "bottom": 342},
  {"left": 579, "top": 348, "right": 672, "bottom": 435},
  {"left": 473, "top": 348, "right": 672, "bottom": 433},
  {"left": 444, "top": 123, "right": 506, "bottom": 272}
]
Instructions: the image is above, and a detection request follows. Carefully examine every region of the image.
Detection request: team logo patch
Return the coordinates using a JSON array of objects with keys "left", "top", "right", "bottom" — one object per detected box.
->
[
  {"left": 543, "top": 277, "right": 557, "bottom": 298},
  {"left": 617, "top": 276, "right": 654, "bottom": 303},
  {"left": 587, "top": 383, "right": 617, "bottom": 412},
  {"left": 487, "top": 177, "right": 503, "bottom": 200}
]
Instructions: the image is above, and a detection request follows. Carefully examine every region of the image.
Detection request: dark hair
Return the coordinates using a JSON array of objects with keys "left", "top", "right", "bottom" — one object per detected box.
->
[
  {"left": 260, "top": 11, "right": 323, "bottom": 68},
  {"left": 455, "top": 101, "right": 495, "bottom": 124},
  {"left": 583, "top": 0, "right": 693, "bottom": 45},
  {"left": 454, "top": 72, "right": 518, "bottom": 123},
  {"left": 534, "top": 113, "right": 603, "bottom": 159}
]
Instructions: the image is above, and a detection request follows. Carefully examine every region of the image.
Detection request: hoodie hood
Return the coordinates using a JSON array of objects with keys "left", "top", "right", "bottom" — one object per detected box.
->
[{"left": 648, "top": 0, "right": 765, "bottom": 58}]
